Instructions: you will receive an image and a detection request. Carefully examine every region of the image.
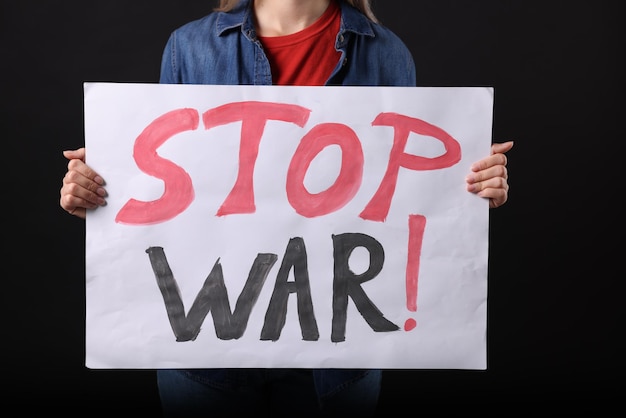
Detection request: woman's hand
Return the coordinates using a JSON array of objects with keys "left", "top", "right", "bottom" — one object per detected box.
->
[
  {"left": 59, "top": 148, "right": 107, "bottom": 219},
  {"left": 466, "top": 141, "right": 514, "bottom": 209}
]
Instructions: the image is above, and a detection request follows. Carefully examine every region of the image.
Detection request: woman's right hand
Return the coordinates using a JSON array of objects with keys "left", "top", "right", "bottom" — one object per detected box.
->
[{"left": 59, "top": 148, "right": 107, "bottom": 219}]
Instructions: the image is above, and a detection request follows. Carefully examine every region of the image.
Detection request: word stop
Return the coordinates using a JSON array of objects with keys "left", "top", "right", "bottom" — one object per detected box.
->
[{"left": 116, "top": 101, "right": 461, "bottom": 225}]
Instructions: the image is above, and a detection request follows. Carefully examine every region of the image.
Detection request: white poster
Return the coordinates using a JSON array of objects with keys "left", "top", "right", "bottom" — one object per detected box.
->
[{"left": 84, "top": 83, "right": 493, "bottom": 369}]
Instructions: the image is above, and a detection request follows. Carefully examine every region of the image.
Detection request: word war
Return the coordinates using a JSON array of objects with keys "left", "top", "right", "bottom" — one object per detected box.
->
[{"left": 146, "top": 226, "right": 426, "bottom": 344}]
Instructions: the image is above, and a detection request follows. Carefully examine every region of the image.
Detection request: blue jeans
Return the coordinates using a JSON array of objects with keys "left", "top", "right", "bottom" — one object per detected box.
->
[{"left": 157, "top": 368, "right": 382, "bottom": 417}]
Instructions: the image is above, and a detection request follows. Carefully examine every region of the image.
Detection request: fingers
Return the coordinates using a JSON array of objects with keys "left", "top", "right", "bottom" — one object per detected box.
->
[
  {"left": 470, "top": 147, "right": 510, "bottom": 173},
  {"left": 490, "top": 141, "right": 514, "bottom": 155},
  {"left": 466, "top": 141, "right": 513, "bottom": 208},
  {"left": 63, "top": 147, "right": 86, "bottom": 161},
  {"left": 59, "top": 149, "right": 107, "bottom": 218},
  {"left": 466, "top": 174, "right": 509, "bottom": 209},
  {"left": 466, "top": 164, "right": 508, "bottom": 185}
]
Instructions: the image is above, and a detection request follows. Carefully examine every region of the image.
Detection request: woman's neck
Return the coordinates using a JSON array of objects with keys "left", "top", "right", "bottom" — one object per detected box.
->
[{"left": 253, "top": 0, "right": 332, "bottom": 37}]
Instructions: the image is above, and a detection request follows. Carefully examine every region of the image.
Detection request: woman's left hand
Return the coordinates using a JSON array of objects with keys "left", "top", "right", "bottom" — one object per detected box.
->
[{"left": 466, "top": 141, "right": 514, "bottom": 209}]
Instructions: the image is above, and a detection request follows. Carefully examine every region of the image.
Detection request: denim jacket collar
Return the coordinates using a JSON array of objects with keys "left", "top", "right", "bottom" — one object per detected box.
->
[{"left": 215, "top": 0, "right": 375, "bottom": 43}]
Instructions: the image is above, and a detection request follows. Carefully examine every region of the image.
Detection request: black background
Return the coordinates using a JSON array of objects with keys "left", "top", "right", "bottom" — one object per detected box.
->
[{"left": 2, "top": 0, "right": 623, "bottom": 415}]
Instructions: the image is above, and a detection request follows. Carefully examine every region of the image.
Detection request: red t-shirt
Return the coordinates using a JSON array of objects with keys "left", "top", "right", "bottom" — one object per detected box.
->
[{"left": 258, "top": 1, "right": 341, "bottom": 86}]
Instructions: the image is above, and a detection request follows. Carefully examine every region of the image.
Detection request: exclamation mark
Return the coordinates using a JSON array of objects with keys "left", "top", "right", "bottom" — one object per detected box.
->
[{"left": 405, "top": 214, "right": 426, "bottom": 331}]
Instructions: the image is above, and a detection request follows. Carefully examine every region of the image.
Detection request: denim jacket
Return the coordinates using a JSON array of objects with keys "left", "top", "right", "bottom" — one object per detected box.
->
[
  {"left": 158, "top": 0, "right": 416, "bottom": 401},
  {"left": 160, "top": 0, "right": 416, "bottom": 86}
]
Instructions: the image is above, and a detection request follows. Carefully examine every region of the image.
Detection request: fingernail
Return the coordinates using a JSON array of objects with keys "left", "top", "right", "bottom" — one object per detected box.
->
[{"left": 94, "top": 175, "right": 104, "bottom": 185}]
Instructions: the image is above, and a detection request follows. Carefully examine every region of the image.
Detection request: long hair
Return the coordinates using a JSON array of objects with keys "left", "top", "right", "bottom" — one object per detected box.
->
[{"left": 214, "top": 0, "right": 378, "bottom": 23}]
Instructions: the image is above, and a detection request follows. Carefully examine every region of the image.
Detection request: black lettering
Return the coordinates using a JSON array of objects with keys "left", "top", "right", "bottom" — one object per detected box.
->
[
  {"left": 331, "top": 233, "right": 399, "bottom": 343},
  {"left": 260, "top": 237, "right": 320, "bottom": 341},
  {"left": 146, "top": 246, "right": 277, "bottom": 341}
]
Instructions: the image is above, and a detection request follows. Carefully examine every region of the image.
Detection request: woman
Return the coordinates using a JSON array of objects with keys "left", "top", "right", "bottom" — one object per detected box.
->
[{"left": 60, "top": 0, "right": 513, "bottom": 416}]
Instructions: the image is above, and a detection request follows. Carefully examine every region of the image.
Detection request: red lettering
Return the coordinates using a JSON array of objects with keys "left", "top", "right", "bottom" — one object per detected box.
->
[
  {"left": 202, "top": 102, "right": 311, "bottom": 216},
  {"left": 286, "top": 123, "right": 364, "bottom": 218},
  {"left": 406, "top": 214, "right": 426, "bottom": 313},
  {"left": 115, "top": 108, "right": 199, "bottom": 225},
  {"left": 359, "top": 112, "right": 461, "bottom": 222},
  {"left": 116, "top": 104, "right": 460, "bottom": 225}
]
